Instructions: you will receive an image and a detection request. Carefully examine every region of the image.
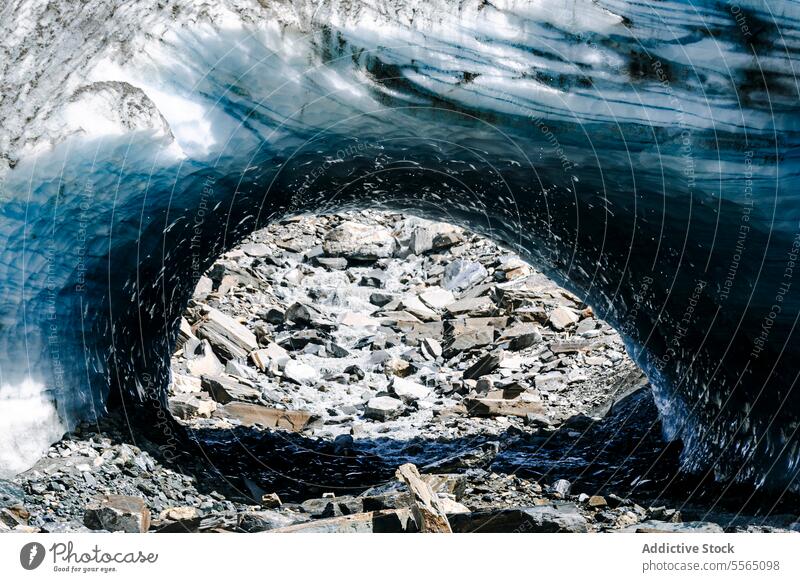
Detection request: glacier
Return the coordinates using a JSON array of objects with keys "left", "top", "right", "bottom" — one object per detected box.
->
[{"left": 0, "top": 0, "right": 799, "bottom": 490}]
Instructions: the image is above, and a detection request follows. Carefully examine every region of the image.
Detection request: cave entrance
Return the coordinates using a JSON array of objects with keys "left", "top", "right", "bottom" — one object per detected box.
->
[{"left": 168, "top": 210, "right": 670, "bottom": 510}]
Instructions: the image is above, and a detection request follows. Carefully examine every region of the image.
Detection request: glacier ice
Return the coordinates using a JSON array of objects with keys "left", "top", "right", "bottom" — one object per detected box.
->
[{"left": 0, "top": 0, "right": 799, "bottom": 489}]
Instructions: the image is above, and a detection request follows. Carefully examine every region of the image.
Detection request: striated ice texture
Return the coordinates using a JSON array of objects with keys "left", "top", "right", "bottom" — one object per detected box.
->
[{"left": 0, "top": 0, "right": 799, "bottom": 488}]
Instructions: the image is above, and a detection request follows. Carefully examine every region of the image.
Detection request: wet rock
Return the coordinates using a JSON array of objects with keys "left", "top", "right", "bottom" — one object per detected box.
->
[
  {"left": 84, "top": 495, "right": 150, "bottom": 533},
  {"left": 551, "top": 479, "right": 572, "bottom": 498},
  {"left": 423, "top": 442, "right": 500, "bottom": 472},
  {"left": 238, "top": 510, "right": 300, "bottom": 532}
]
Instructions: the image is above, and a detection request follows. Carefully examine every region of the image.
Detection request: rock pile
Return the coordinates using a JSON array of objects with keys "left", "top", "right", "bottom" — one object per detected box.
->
[{"left": 170, "top": 211, "right": 635, "bottom": 446}]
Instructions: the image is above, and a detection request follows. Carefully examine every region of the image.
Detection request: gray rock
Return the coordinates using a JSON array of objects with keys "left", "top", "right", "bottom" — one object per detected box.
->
[
  {"left": 283, "top": 360, "right": 319, "bottom": 385},
  {"left": 169, "top": 393, "right": 217, "bottom": 419},
  {"left": 618, "top": 520, "right": 724, "bottom": 533},
  {"left": 238, "top": 510, "right": 299, "bottom": 532},
  {"left": 442, "top": 259, "right": 488, "bottom": 291},
  {"left": 323, "top": 221, "right": 396, "bottom": 260},
  {"left": 423, "top": 441, "right": 500, "bottom": 472},
  {"left": 390, "top": 377, "right": 431, "bottom": 402},
  {"left": 364, "top": 396, "right": 404, "bottom": 420},
  {"left": 185, "top": 339, "right": 224, "bottom": 377},
  {"left": 551, "top": 479, "right": 572, "bottom": 498},
  {"left": 449, "top": 505, "right": 588, "bottom": 533},
  {"left": 201, "top": 374, "right": 261, "bottom": 404},
  {"left": 84, "top": 495, "right": 150, "bottom": 533},
  {"left": 548, "top": 306, "right": 580, "bottom": 330},
  {"left": 445, "top": 295, "right": 496, "bottom": 317},
  {"left": 196, "top": 307, "right": 258, "bottom": 362},
  {"left": 463, "top": 350, "right": 504, "bottom": 380}
]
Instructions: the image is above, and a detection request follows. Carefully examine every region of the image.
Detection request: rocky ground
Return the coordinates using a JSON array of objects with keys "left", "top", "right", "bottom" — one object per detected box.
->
[{"left": 2, "top": 212, "right": 799, "bottom": 533}]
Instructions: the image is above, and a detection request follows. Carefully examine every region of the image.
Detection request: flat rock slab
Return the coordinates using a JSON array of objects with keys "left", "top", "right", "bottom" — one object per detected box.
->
[
  {"left": 196, "top": 307, "right": 258, "bottom": 361},
  {"left": 364, "top": 396, "right": 404, "bottom": 420},
  {"left": 268, "top": 508, "right": 418, "bottom": 533},
  {"left": 220, "top": 402, "right": 314, "bottom": 432},
  {"left": 201, "top": 374, "right": 261, "bottom": 404},
  {"left": 448, "top": 505, "right": 588, "bottom": 533},
  {"left": 464, "top": 396, "right": 544, "bottom": 418},
  {"left": 617, "top": 520, "right": 724, "bottom": 533}
]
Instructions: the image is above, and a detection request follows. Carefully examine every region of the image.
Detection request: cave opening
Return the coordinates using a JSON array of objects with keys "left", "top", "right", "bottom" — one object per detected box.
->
[{"left": 165, "top": 210, "right": 674, "bottom": 514}]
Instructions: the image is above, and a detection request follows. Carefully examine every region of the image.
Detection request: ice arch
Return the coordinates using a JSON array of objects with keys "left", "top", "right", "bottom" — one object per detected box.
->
[{"left": 0, "top": 0, "right": 799, "bottom": 490}]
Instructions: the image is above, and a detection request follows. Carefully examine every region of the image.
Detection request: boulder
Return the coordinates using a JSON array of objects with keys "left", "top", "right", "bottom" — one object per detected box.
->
[
  {"left": 84, "top": 495, "right": 150, "bottom": 533},
  {"left": 548, "top": 306, "right": 580, "bottom": 330},
  {"left": 201, "top": 374, "right": 261, "bottom": 404},
  {"left": 250, "top": 343, "right": 290, "bottom": 372},
  {"left": 442, "top": 259, "right": 488, "bottom": 291},
  {"left": 418, "top": 286, "right": 455, "bottom": 310},
  {"left": 364, "top": 396, "right": 404, "bottom": 420},
  {"left": 396, "top": 463, "right": 452, "bottom": 533},
  {"left": 169, "top": 394, "right": 217, "bottom": 419},
  {"left": 448, "top": 505, "right": 588, "bottom": 533},
  {"left": 196, "top": 307, "right": 258, "bottom": 361},
  {"left": 323, "top": 221, "right": 396, "bottom": 260},
  {"left": 390, "top": 377, "right": 431, "bottom": 402},
  {"left": 283, "top": 360, "right": 319, "bottom": 385},
  {"left": 464, "top": 396, "right": 544, "bottom": 418},
  {"left": 185, "top": 339, "right": 224, "bottom": 377},
  {"left": 463, "top": 350, "right": 504, "bottom": 380},
  {"left": 445, "top": 296, "right": 496, "bottom": 317},
  {"left": 220, "top": 402, "right": 314, "bottom": 432}
]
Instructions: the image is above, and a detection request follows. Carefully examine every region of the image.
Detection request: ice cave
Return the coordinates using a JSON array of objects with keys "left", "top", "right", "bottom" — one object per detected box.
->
[{"left": 0, "top": 0, "right": 799, "bottom": 502}]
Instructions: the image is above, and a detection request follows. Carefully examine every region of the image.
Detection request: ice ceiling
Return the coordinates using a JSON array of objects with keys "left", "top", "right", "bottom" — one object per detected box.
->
[{"left": 0, "top": 0, "right": 799, "bottom": 490}]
